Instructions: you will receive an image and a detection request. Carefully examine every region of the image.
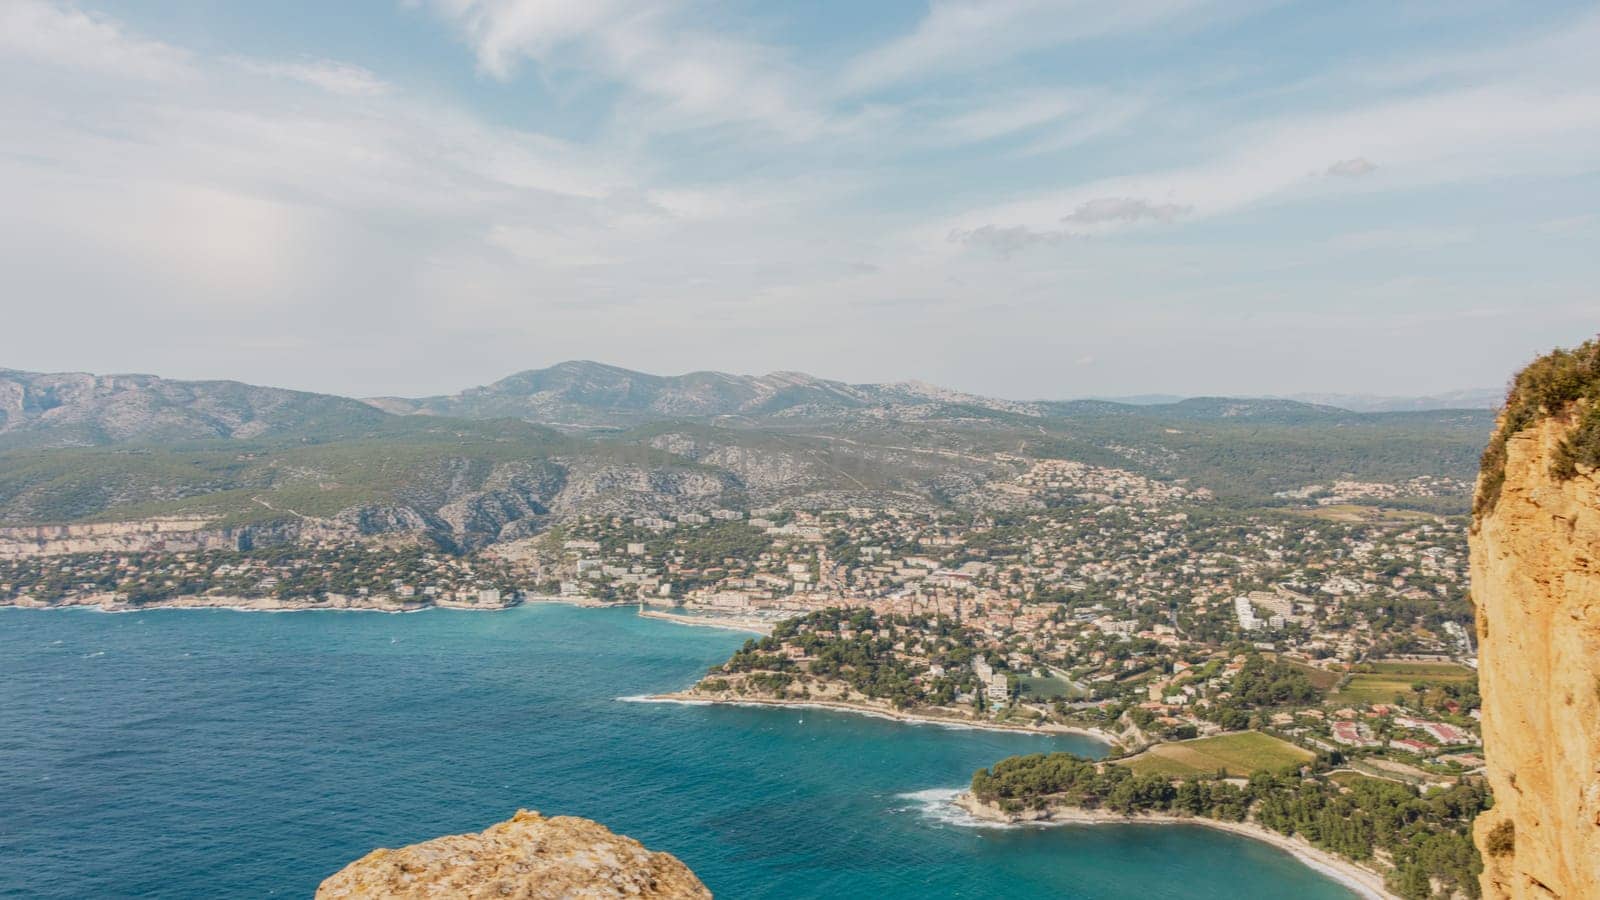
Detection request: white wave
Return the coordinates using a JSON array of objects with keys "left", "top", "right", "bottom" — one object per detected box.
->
[
  {"left": 616, "top": 695, "right": 714, "bottom": 705},
  {"left": 893, "top": 787, "right": 1020, "bottom": 830}
]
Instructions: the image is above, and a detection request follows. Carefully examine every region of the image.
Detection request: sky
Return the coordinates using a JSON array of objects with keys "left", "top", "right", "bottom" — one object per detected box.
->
[{"left": 1, "top": 0, "right": 1597, "bottom": 401}]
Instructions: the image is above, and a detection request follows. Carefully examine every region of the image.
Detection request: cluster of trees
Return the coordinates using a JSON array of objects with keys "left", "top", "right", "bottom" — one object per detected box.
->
[
  {"left": 1228, "top": 655, "right": 1320, "bottom": 707},
  {"left": 657, "top": 522, "right": 774, "bottom": 572},
  {"left": 970, "top": 752, "right": 1251, "bottom": 820},
  {"left": 716, "top": 608, "right": 984, "bottom": 709},
  {"left": 1186, "top": 654, "right": 1323, "bottom": 730},
  {"left": 970, "top": 751, "right": 1488, "bottom": 900},
  {"left": 1252, "top": 772, "right": 1487, "bottom": 899}
]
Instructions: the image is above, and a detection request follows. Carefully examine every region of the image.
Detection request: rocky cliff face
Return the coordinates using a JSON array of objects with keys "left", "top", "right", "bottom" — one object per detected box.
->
[
  {"left": 1471, "top": 413, "right": 1600, "bottom": 899},
  {"left": 0, "top": 512, "right": 421, "bottom": 559},
  {"left": 315, "top": 810, "right": 710, "bottom": 899},
  {"left": 0, "top": 517, "right": 239, "bottom": 559}
]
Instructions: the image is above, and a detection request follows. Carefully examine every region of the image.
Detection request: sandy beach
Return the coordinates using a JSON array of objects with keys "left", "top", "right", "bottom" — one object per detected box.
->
[
  {"left": 952, "top": 793, "right": 1398, "bottom": 900},
  {"left": 647, "top": 691, "right": 1118, "bottom": 743}
]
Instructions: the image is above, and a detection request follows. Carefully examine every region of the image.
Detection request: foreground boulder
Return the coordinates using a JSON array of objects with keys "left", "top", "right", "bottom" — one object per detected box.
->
[{"left": 316, "top": 810, "right": 711, "bottom": 899}]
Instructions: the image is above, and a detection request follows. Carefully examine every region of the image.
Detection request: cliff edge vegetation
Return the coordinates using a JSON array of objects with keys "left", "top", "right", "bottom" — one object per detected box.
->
[{"left": 1474, "top": 336, "right": 1600, "bottom": 516}]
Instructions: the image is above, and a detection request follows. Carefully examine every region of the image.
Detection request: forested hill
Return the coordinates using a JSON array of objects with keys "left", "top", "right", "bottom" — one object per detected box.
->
[{"left": 0, "top": 363, "right": 1496, "bottom": 538}]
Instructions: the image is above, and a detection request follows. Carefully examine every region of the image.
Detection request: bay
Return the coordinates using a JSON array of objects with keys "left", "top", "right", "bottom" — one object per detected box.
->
[{"left": 0, "top": 606, "right": 1359, "bottom": 898}]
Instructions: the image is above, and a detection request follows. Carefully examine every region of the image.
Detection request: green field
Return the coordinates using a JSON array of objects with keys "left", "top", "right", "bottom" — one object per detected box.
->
[
  {"left": 1365, "top": 660, "right": 1475, "bottom": 677},
  {"left": 1118, "top": 731, "right": 1315, "bottom": 777},
  {"left": 1280, "top": 661, "right": 1342, "bottom": 691},
  {"left": 1336, "top": 660, "right": 1474, "bottom": 704},
  {"left": 1018, "top": 674, "right": 1082, "bottom": 700}
]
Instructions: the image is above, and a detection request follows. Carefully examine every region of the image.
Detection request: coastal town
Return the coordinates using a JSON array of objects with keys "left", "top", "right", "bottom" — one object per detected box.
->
[
  {"left": 0, "top": 545, "right": 523, "bottom": 612},
  {"left": 2, "top": 455, "right": 1480, "bottom": 774}
]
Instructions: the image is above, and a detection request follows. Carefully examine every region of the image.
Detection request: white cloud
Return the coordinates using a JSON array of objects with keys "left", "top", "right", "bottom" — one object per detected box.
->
[
  {"left": 0, "top": 0, "right": 1595, "bottom": 398},
  {"left": 422, "top": 0, "right": 827, "bottom": 139},
  {"left": 940, "top": 83, "right": 1600, "bottom": 245},
  {"left": 948, "top": 197, "right": 1192, "bottom": 257},
  {"left": 0, "top": 0, "right": 191, "bottom": 80},
  {"left": 842, "top": 0, "right": 1209, "bottom": 92},
  {"left": 938, "top": 90, "right": 1092, "bottom": 142},
  {"left": 1061, "top": 197, "right": 1191, "bottom": 225},
  {"left": 431, "top": 0, "right": 633, "bottom": 78},
  {"left": 947, "top": 224, "right": 1069, "bottom": 257},
  {"left": 1325, "top": 157, "right": 1376, "bottom": 177},
  {"left": 239, "top": 59, "right": 391, "bottom": 97}
]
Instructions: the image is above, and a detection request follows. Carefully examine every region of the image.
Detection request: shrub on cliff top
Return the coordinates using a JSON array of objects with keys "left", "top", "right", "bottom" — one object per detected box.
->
[{"left": 1476, "top": 337, "right": 1600, "bottom": 518}]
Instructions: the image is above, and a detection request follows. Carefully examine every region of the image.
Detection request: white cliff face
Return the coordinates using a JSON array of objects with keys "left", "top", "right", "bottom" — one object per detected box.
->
[{"left": 0, "top": 518, "right": 239, "bottom": 559}]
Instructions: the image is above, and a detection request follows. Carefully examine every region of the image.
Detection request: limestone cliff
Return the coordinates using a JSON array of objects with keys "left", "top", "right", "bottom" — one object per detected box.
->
[
  {"left": 1470, "top": 353, "right": 1600, "bottom": 898},
  {"left": 315, "top": 810, "right": 711, "bottom": 899}
]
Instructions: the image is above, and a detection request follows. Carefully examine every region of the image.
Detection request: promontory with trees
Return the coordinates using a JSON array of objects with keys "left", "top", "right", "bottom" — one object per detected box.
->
[{"left": 965, "top": 751, "right": 1486, "bottom": 900}]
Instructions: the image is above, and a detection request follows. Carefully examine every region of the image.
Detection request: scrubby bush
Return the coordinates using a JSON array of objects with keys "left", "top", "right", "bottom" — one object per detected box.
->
[
  {"left": 1484, "top": 819, "right": 1515, "bottom": 857},
  {"left": 1477, "top": 336, "right": 1600, "bottom": 516}
]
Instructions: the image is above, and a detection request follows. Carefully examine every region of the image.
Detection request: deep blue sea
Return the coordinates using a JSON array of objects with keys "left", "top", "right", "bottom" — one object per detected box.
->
[{"left": 0, "top": 606, "right": 1360, "bottom": 898}]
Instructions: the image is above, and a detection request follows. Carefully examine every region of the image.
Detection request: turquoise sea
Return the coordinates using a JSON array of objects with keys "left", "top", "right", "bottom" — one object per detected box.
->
[{"left": 0, "top": 606, "right": 1361, "bottom": 898}]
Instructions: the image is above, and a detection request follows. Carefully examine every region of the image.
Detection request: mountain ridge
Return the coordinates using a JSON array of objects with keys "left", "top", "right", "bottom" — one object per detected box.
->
[
  {"left": 2, "top": 362, "right": 1495, "bottom": 444},
  {"left": 364, "top": 359, "right": 1042, "bottom": 425},
  {"left": 0, "top": 368, "right": 389, "bottom": 449},
  {"left": 0, "top": 361, "right": 1497, "bottom": 542}
]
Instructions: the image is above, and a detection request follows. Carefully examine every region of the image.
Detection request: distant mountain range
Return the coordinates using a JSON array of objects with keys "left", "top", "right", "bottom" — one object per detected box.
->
[
  {"left": 1, "top": 362, "right": 1497, "bottom": 447},
  {"left": 1281, "top": 390, "right": 1501, "bottom": 413},
  {"left": 365, "top": 360, "right": 1043, "bottom": 426},
  {"left": 1091, "top": 390, "right": 1500, "bottom": 413},
  {"left": 0, "top": 361, "right": 1498, "bottom": 543},
  {"left": 0, "top": 368, "right": 387, "bottom": 449},
  {"left": 364, "top": 359, "right": 1496, "bottom": 426}
]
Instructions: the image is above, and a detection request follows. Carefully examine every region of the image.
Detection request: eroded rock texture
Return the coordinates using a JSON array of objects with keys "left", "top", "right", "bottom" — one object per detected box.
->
[
  {"left": 1471, "top": 415, "right": 1600, "bottom": 899},
  {"left": 316, "top": 810, "right": 712, "bottom": 899}
]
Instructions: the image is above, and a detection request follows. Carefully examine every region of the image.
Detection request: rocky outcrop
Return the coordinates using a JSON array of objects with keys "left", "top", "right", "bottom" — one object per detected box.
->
[
  {"left": 315, "top": 810, "right": 710, "bottom": 899},
  {"left": 0, "top": 511, "right": 431, "bottom": 559},
  {"left": 1471, "top": 411, "right": 1600, "bottom": 899},
  {"left": 651, "top": 435, "right": 810, "bottom": 485},
  {"left": 546, "top": 463, "right": 730, "bottom": 518}
]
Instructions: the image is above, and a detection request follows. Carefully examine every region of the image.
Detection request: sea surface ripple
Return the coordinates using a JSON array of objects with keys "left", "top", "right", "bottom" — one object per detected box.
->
[{"left": 0, "top": 606, "right": 1361, "bottom": 899}]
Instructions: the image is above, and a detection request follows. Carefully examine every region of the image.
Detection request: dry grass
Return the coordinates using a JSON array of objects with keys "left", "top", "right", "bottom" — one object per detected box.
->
[{"left": 1118, "top": 732, "right": 1314, "bottom": 777}]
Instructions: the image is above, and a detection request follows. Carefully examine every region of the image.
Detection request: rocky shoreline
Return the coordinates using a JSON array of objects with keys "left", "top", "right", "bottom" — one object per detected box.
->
[
  {"left": 952, "top": 793, "right": 1398, "bottom": 900},
  {"left": 1, "top": 593, "right": 522, "bottom": 614},
  {"left": 0, "top": 592, "right": 657, "bottom": 615},
  {"left": 649, "top": 690, "right": 1118, "bottom": 743}
]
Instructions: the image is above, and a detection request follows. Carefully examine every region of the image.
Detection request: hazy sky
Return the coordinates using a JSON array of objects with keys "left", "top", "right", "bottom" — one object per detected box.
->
[{"left": 2, "top": 1, "right": 1596, "bottom": 400}]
